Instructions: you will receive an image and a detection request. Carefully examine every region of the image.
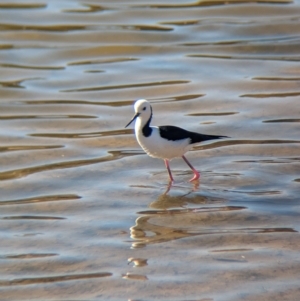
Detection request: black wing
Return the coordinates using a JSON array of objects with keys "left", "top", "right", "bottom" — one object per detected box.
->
[{"left": 159, "top": 125, "right": 228, "bottom": 144}]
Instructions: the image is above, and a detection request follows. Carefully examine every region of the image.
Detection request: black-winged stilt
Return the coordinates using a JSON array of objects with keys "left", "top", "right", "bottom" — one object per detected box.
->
[{"left": 125, "top": 99, "right": 227, "bottom": 182}]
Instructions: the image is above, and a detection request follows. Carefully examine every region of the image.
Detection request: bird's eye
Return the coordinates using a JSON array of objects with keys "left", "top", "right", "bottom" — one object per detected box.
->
[{"left": 142, "top": 107, "right": 146, "bottom": 111}]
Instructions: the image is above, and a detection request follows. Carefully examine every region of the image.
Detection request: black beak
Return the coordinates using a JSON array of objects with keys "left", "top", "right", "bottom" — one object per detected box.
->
[{"left": 125, "top": 113, "right": 140, "bottom": 128}]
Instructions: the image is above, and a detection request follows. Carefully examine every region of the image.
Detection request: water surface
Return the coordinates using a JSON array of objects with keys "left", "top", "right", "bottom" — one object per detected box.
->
[{"left": 0, "top": 0, "right": 300, "bottom": 300}]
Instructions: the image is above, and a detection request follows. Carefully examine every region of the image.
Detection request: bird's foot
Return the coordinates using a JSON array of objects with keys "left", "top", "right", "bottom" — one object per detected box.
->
[{"left": 189, "top": 171, "right": 200, "bottom": 182}]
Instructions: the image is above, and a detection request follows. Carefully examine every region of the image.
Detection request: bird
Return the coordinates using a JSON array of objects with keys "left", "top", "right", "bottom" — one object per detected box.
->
[{"left": 125, "top": 99, "right": 227, "bottom": 182}]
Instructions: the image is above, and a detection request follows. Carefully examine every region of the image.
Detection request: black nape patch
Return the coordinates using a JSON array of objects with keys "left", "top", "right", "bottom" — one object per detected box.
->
[
  {"left": 142, "top": 125, "right": 152, "bottom": 137},
  {"left": 142, "top": 110, "right": 153, "bottom": 137}
]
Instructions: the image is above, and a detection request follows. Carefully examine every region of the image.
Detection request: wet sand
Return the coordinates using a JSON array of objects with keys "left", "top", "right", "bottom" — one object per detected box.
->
[{"left": 0, "top": 0, "right": 300, "bottom": 300}]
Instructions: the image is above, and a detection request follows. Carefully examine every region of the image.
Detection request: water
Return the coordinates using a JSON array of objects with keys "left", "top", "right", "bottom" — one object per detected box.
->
[{"left": 0, "top": 0, "right": 300, "bottom": 300}]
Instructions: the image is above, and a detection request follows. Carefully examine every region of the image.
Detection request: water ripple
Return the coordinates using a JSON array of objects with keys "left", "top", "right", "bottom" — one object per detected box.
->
[
  {"left": 24, "top": 94, "right": 204, "bottom": 106},
  {"left": 68, "top": 57, "right": 139, "bottom": 66},
  {"left": 0, "top": 114, "right": 97, "bottom": 120},
  {"left": 0, "top": 272, "right": 112, "bottom": 286},
  {"left": 135, "top": 0, "right": 292, "bottom": 8},
  {"left": 211, "top": 248, "right": 253, "bottom": 253},
  {"left": 63, "top": 4, "right": 104, "bottom": 13},
  {"left": 0, "top": 23, "right": 86, "bottom": 32},
  {"left": 253, "top": 76, "right": 300, "bottom": 81},
  {"left": 0, "top": 150, "right": 141, "bottom": 181},
  {"left": 30, "top": 128, "right": 132, "bottom": 139},
  {"left": 0, "top": 77, "right": 43, "bottom": 89},
  {"left": 0, "top": 114, "right": 98, "bottom": 120},
  {"left": 0, "top": 3, "right": 46, "bottom": 9},
  {"left": 188, "top": 54, "right": 300, "bottom": 62},
  {"left": 182, "top": 35, "right": 300, "bottom": 47},
  {"left": 160, "top": 19, "right": 199, "bottom": 26},
  {"left": 62, "top": 80, "right": 189, "bottom": 93},
  {"left": 131, "top": 214, "right": 297, "bottom": 247},
  {"left": 122, "top": 273, "right": 148, "bottom": 281},
  {"left": 235, "top": 158, "right": 299, "bottom": 164},
  {"left": 0, "top": 44, "right": 13, "bottom": 50},
  {"left": 0, "top": 194, "right": 81, "bottom": 206},
  {"left": 263, "top": 119, "right": 300, "bottom": 123},
  {"left": 187, "top": 112, "right": 238, "bottom": 116},
  {"left": 24, "top": 99, "right": 134, "bottom": 107},
  {"left": 122, "top": 24, "right": 173, "bottom": 31},
  {"left": 137, "top": 206, "right": 246, "bottom": 215},
  {"left": 0, "top": 145, "right": 63, "bottom": 153},
  {"left": 156, "top": 94, "right": 205, "bottom": 102},
  {"left": 2, "top": 253, "right": 58, "bottom": 259},
  {"left": 240, "top": 92, "right": 300, "bottom": 98},
  {"left": 0, "top": 63, "right": 64, "bottom": 70},
  {"left": 226, "top": 190, "right": 281, "bottom": 196},
  {"left": 195, "top": 139, "right": 300, "bottom": 151},
  {"left": 2, "top": 215, "right": 66, "bottom": 220}
]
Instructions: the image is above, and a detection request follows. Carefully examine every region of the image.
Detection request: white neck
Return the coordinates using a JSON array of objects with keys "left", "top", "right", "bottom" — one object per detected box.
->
[{"left": 135, "top": 116, "right": 144, "bottom": 133}]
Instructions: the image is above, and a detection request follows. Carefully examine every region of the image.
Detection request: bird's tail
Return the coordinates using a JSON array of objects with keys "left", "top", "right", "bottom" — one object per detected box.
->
[{"left": 190, "top": 133, "right": 228, "bottom": 144}]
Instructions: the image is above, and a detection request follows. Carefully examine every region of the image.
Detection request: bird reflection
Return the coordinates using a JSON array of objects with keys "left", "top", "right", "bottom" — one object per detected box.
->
[
  {"left": 163, "top": 178, "right": 200, "bottom": 195},
  {"left": 130, "top": 215, "right": 192, "bottom": 248},
  {"left": 130, "top": 190, "right": 230, "bottom": 248},
  {"left": 129, "top": 198, "right": 296, "bottom": 249}
]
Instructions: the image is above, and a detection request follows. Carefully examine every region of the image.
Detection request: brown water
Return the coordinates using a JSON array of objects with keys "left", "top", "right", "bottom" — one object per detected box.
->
[{"left": 1, "top": 1, "right": 300, "bottom": 300}]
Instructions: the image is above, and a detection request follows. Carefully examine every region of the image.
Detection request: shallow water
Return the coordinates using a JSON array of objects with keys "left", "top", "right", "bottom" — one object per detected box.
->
[{"left": 0, "top": 0, "right": 300, "bottom": 300}]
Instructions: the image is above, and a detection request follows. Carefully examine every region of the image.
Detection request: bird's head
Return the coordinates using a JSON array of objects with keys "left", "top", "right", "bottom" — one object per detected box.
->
[{"left": 125, "top": 99, "right": 152, "bottom": 128}]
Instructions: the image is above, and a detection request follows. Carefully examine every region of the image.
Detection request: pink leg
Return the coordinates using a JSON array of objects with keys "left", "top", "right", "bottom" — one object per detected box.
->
[
  {"left": 164, "top": 159, "right": 174, "bottom": 182},
  {"left": 182, "top": 155, "right": 200, "bottom": 182}
]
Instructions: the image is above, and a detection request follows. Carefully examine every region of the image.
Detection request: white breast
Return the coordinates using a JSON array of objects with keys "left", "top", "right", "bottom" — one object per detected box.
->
[{"left": 135, "top": 126, "right": 192, "bottom": 160}]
